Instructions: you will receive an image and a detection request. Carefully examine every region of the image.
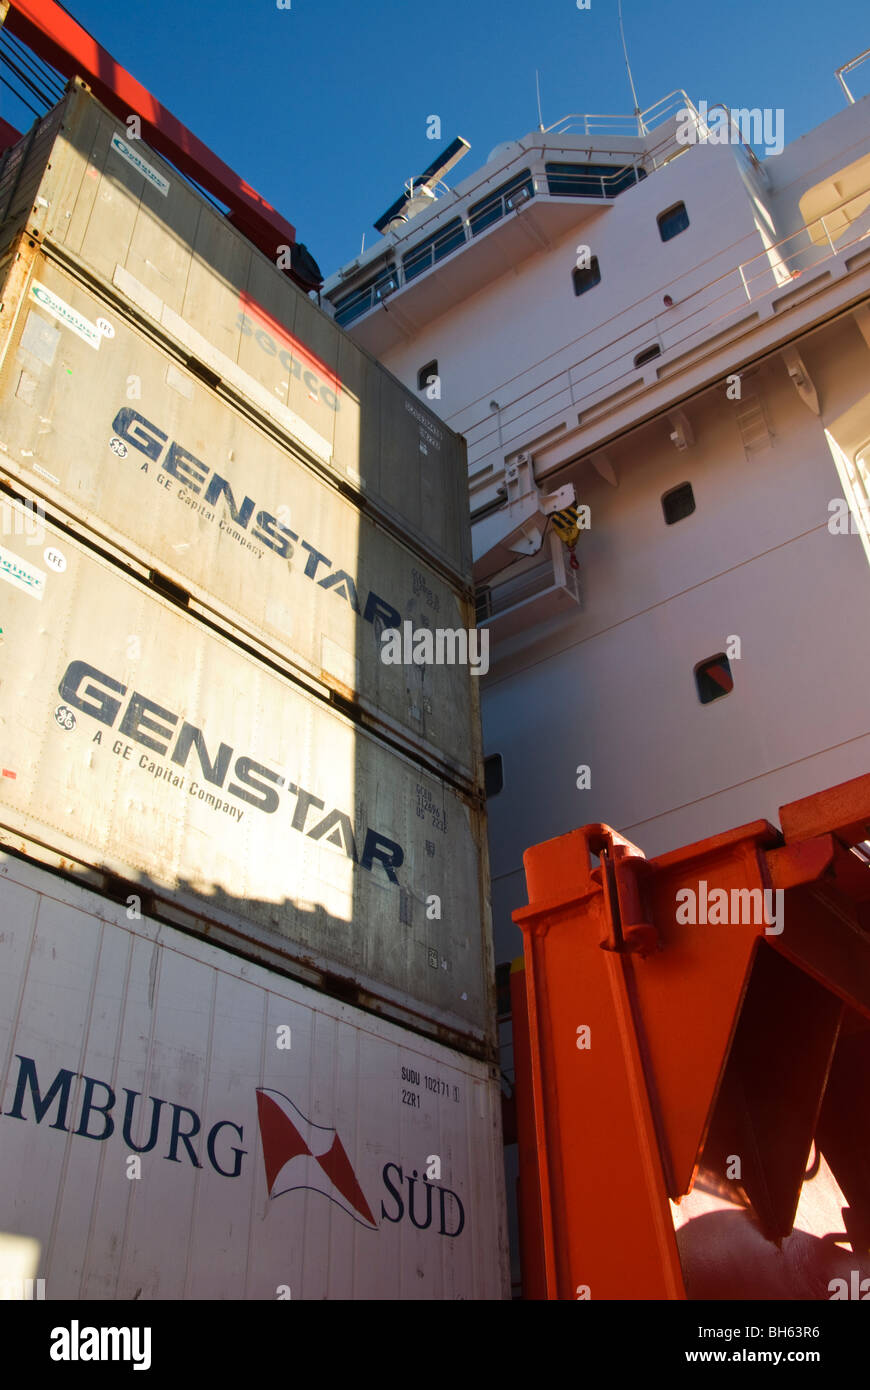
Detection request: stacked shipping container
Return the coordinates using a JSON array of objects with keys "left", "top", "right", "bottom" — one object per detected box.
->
[{"left": 0, "top": 81, "right": 508, "bottom": 1298}]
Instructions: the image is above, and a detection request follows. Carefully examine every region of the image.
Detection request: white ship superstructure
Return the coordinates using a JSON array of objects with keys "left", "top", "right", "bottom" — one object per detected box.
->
[{"left": 325, "top": 55, "right": 870, "bottom": 992}]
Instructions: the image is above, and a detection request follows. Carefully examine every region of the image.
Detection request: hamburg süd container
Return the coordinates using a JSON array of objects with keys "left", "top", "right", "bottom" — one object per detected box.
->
[
  {"left": 0, "top": 849, "right": 509, "bottom": 1299},
  {"left": 0, "top": 85, "right": 471, "bottom": 581},
  {"left": 0, "top": 501, "right": 494, "bottom": 1053},
  {"left": 0, "top": 240, "right": 480, "bottom": 787}
]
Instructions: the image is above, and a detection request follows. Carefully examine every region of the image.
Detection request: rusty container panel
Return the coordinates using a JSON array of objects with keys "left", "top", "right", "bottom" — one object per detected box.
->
[
  {"left": 0, "top": 501, "right": 494, "bottom": 1053},
  {"left": 0, "top": 87, "right": 471, "bottom": 581},
  {"left": 0, "top": 850, "right": 509, "bottom": 1299},
  {"left": 0, "top": 241, "right": 480, "bottom": 787}
]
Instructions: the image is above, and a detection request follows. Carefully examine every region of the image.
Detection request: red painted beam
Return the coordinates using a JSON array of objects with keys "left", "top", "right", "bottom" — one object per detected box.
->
[
  {"left": 4, "top": 0, "right": 297, "bottom": 260},
  {"left": 779, "top": 771, "right": 870, "bottom": 848}
]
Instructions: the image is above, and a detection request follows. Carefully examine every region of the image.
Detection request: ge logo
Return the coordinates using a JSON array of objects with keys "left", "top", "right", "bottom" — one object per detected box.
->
[
  {"left": 109, "top": 436, "right": 128, "bottom": 458},
  {"left": 96, "top": 318, "right": 115, "bottom": 339},
  {"left": 54, "top": 705, "right": 76, "bottom": 731}
]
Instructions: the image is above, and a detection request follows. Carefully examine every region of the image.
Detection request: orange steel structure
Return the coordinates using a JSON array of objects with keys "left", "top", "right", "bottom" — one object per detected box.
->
[{"left": 511, "top": 772, "right": 870, "bottom": 1300}]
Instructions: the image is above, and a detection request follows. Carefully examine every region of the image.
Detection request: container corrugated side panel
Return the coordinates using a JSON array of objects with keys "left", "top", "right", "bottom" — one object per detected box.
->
[
  {"left": 0, "top": 851, "right": 509, "bottom": 1299},
  {"left": 0, "top": 241, "right": 481, "bottom": 787},
  {"left": 0, "top": 501, "right": 493, "bottom": 1051},
  {"left": 336, "top": 337, "right": 472, "bottom": 580},
  {"left": 9, "top": 86, "right": 472, "bottom": 582}
]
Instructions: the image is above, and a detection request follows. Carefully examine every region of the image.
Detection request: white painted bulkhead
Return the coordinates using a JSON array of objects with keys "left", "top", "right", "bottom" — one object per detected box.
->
[{"left": 484, "top": 321, "right": 870, "bottom": 962}]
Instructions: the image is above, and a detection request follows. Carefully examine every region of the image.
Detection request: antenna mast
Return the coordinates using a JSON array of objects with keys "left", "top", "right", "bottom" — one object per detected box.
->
[
  {"left": 535, "top": 70, "right": 544, "bottom": 131},
  {"left": 617, "top": 0, "right": 644, "bottom": 134}
]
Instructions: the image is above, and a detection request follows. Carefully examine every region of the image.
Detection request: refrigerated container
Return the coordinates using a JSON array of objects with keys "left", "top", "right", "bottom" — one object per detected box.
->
[
  {"left": 0, "top": 848, "right": 508, "bottom": 1299},
  {"left": 0, "top": 239, "right": 480, "bottom": 785},
  {"left": 0, "top": 500, "right": 493, "bottom": 1053},
  {"left": 0, "top": 84, "right": 471, "bottom": 580}
]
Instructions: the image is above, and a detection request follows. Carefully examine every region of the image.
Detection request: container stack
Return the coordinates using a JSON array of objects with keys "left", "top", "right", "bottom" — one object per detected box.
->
[{"left": 0, "top": 82, "right": 507, "bottom": 1299}]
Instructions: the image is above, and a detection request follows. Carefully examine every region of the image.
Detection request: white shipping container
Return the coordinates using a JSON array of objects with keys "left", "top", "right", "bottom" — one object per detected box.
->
[
  {"left": 0, "top": 87, "right": 471, "bottom": 581},
  {"left": 0, "top": 240, "right": 480, "bottom": 786},
  {"left": 0, "top": 850, "right": 509, "bottom": 1299},
  {"left": 0, "top": 502, "right": 493, "bottom": 1051}
]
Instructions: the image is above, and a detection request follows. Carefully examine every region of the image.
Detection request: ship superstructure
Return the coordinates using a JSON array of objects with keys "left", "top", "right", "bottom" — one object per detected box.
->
[{"left": 325, "top": 59, "right": 870, "bottom": 980}]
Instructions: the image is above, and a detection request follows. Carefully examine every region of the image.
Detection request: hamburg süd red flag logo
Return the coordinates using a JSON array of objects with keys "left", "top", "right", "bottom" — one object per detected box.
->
[{"left": 255, "top": 1088, "right": 377, "bottom": 1228}]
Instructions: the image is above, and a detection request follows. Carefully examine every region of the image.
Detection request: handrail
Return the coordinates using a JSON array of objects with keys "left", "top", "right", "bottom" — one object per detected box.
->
[
  {"left": 835, "top": 46, "right": 870, "bottom": 105},
  {"left": 737, "top": 187, "right": 870, "bottom": 292},
  {"left": 544, "top": 90, "right": 697, "bottom": 138},
  {"left": 544, "top": 114, "right": 648, "bottom": 137}
]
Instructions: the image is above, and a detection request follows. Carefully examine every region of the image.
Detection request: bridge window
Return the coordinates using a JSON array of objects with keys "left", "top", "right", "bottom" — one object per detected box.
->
[
  {"left": 546, "top": 162, "right": 645, "bottom": 198},
  {"left": 402, "top": 218, "right": 465, "bottom": 283},
  {"left": 333, "top": 264, "right": 399, "bottom": 326},
  {"left": 469, "top": 170, "right": 534, "bottom": 236}
]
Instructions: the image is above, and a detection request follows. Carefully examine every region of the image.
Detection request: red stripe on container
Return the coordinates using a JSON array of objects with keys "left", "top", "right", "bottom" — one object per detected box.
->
[{"left": 239, "top": 291, "right": 343, "bottom": 396}]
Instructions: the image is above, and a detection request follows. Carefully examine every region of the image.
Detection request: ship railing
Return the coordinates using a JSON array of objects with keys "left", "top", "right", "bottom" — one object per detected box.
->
[
  {"left": 544, "top": 90, "right": 697, "bottom": 138},
  {"left": 737, "top": 191, "right": 870, "bottom": 300},
  {"left": 546, "top": 96, "right": 768, "bottom": 183},
  {"left": 460, "top": 181, "right": 870, "bottom": 473},
  {"left": 835, "top": 46, "right": 870, "bottom": 104}
]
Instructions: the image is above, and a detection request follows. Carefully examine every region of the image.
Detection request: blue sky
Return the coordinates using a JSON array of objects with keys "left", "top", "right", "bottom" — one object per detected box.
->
[{"left": 3, "top": 0, "right": 869, "bottom": 276}]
